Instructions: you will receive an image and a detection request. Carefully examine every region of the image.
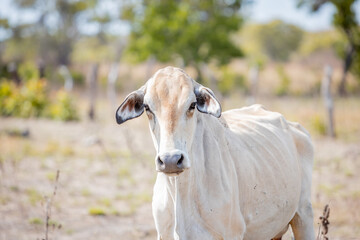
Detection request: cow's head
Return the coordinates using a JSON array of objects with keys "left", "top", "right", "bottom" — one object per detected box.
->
[{"left": 116, "top": 67, "right": 221, "bottom": 176}]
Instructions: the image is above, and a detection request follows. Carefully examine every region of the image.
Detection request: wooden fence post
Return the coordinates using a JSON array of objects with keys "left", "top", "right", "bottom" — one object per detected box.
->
[
  {"left": 88, "top": 63, "right": 99, "bottom": 120},
  {"left": 321, "top": 65, "right": 335, "bottom": 138}
]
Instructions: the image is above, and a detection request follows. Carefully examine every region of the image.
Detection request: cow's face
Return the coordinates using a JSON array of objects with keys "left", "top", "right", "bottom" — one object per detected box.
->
[{"left": 116, "top": 67, "right": 221, "bottom": 176}]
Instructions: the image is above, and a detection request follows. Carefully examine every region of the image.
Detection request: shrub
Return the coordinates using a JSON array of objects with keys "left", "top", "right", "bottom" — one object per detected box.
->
[
  {"left": 311, "top": 115, "right": 327, "bottom": 136},
  {"left": 71, "top": 70, "right": 85, "bottom": 86},
  {"left": 0, "top": 81, "right": 17, "bottom": 116},
  {"left": 18, "top": 62, "right": 39, "bottom": 81},
  {"left": 29, "top": 217, "right": 43, "bottom": 225},
  {"left": 217, "top": 66, "right": 246, "bottom": 96},
  {"left": 0, "top": 79, "right": 79, "bottom": 121},
  {"left": 88, "top": 207, "right": 106, "bottom": 216},
  {"left": 46, "top": 90, "right": 79, "bottom": 121},
  {"left": 0, "top": 79, "right": 48, "bottom": 118},
  {"left": 19, "top": 79, "right": 48, "bottom": 118},
  {"left": 275, "top": 65, "right": 291, "bottom": 96}
]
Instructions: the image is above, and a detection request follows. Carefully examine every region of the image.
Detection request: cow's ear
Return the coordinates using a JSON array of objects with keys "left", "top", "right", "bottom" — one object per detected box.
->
[
  {"left": 195, "top": 86, "right": 221, "bottom": 118},
  {"left": 116, "top": 89, "right": 145, "bottom": 124}
]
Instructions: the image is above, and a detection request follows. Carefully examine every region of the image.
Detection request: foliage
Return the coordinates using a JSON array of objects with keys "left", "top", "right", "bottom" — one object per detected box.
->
[
  {"left": 0, "top": 78, "right": 78, "bottom": 121},
  {"left": 275, "top": 65, "right": 291, "bottom": 96},
  {"left": 330, "top": 0, "right": 360, "bottom": 81},
  {"left": 70, "top": 70, "right": 85, "bottom": 86},
  {"left": 0, "top": 79, "right": 48, "bottom": 118},
  {"left": 298, "top": 0, "right": 360, "bottom": 94},
  {"left": 1, "top": 0, "right": 119, "bottom": 69},
  {"left": 47, "top": 90, "right": 79, "bottom": 121},
  {"left": 71, "top": 37, "right": 117, "bottom": 64},
  {"left": 256, "top": 20, "right": 303, "bottom": 62},
  {"left": 298, "top": 30, "right": 344, "bottom": 56},
  {"left": 2, "top": 37, "right": 39, "bottom": 63},
  {"left": 88, "top": 206, "right": 106, "bottom": 216},
  {"left": 124, "top": 1, "right": 243, "bottom": 68},
  {"left": 29, "top": 217, "right": 43, "bottom": 225},
  {"left": 236, "top": 24, "right": 268, "bottom": 67},
  {"left": 310, "top": 114, "right": 327, "bottom": 136},
  {"left": 351, "top": 50, "right": 360, "bottom": 79},
  {"left": 237, "top": 20, "right": 303, "bottom": 64},
  {"left": 18, "top": 62, "right": 40, "bottom": 81},
  {"left": 217, "top": 66, "right": 246, "bottom": 96}
]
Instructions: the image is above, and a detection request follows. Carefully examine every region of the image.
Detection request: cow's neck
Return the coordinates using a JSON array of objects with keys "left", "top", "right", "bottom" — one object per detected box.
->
[{"left": 155, "top": 114, "right": 236, "bottom": 238}]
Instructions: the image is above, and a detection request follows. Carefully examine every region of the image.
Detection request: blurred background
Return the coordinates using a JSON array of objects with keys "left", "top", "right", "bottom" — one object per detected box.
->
[{"left": 0, "top": 0, "right": 359, "bottom": 239}]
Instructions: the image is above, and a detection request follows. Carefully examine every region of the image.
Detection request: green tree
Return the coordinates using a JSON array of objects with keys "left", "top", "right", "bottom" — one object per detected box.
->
[
  {"left": 123, "top": 0, "right": 244, "bottom": 82},
  {"left": 10, "top": 0, "right": 98, "bottom": 67},
  {"left": 2, "top": 1, "right": 122, "bottom": 66},
  {"left": 298, "top": 0, "right": 360, "bottom": 96},
  {"left": 256, "top": 20, "right": 304, "bottom": 62},
  {"left": 0, "top": 18, "right": 10, "bottom": 63}
]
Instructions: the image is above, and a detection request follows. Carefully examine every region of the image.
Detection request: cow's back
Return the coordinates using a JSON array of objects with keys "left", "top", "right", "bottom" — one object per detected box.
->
[{"left": 221, "top": 104, "right": 312, "bottom": 239}]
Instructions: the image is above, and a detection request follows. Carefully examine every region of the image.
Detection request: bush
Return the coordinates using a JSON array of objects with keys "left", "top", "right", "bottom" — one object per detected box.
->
[
  {"left": 0, "top": 79, "right": 47, "bottom": 117},
  {"left": 310, "top": 115, "right": 327, "bottom": 136},
  {"left": 46, "top": 90, "right": 78, "bottom": 121},
  {"left": 18, "top": 62, "right": 39, "bottom": 81},
  {"left": 217, "top": 66, "right": 246, "bottom": 96},
  {"left": 19, "top": 79, "right": 48, "bottom": 117},
  {"left": 71, "top": 70, "right": 85, "bottom": 86},
  {"left": 275, "top": 65, "right": 291, "bottom": 96},
  {"left": 0, "top": 79, "right": 78, "bottom": 121},
  {"left": 0, "top": 79, "right": 48, "bottom": 118}
]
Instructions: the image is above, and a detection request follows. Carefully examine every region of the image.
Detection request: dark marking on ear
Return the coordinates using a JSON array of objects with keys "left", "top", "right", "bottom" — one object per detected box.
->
[
  {"left": 194, "top": 86, "right": 221, "bottom": 118},
  {"left": 196, "top": 94, "right": 210, "bottom": 112},
  {"left": 116, "top": 90, "right": 145, "bottom": 124}
]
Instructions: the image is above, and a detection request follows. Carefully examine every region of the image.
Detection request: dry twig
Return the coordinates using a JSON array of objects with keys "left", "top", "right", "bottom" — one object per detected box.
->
[
  {"left": 43, "top": 170, "right": 60, "bottom": 240},
  {"left": 317, "top": 204, "right": 330, "bottom": 240}
]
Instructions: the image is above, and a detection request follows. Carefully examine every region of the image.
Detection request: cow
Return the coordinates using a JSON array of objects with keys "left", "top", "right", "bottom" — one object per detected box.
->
[{"left": 115, "top": 66, "right": 315, "bottom": 240}]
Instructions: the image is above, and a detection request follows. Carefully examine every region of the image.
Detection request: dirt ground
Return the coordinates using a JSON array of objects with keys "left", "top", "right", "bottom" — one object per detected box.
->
[{"left": 0, "top": 97, "right": 359, "bottom": 240}]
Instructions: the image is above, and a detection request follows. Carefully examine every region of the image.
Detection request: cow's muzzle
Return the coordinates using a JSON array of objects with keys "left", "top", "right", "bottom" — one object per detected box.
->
[{"left": 156, "top": 151, "right": 185, "bottom": 175}]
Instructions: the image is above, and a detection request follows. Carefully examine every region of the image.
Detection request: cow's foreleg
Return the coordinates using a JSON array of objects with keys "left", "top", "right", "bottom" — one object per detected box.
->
[
  {"left": 288, "top": 123, "right": 315, "bottom": 240},
  {"left": 290, "top": 201, "right": 315, "bottom": 240}
]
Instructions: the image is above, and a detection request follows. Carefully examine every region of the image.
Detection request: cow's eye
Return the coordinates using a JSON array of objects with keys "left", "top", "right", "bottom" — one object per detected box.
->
[{"left": 188, "top": 102, "right": 196, "bottom": 112}]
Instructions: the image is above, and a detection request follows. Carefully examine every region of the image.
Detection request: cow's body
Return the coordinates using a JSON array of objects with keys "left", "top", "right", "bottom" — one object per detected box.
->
[
  {"left": 153, "top": 105, "right": 314, "bottom": 240},
  {"left": 116, "top": 67, "right": 315, "bottom": 240}
]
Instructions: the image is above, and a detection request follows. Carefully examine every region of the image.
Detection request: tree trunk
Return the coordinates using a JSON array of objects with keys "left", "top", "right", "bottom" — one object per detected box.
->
[
  {"left": 88, "top": 63, "right": 99, "bottom": 120},
  {"left": 8, "top": 62, "right": 21, "bottom": 85},
  {"left": 37, "top": 59, "right": 45, "bottom": 78},
  {"left": 107, "top": 63, "right": 119, "bottom": 110},
  {"left": 322, "top": 65, "right": 335, "bottom": 138},
  {"left": 338, "top": 44, "right": 355, "bottom": 96},
  {"left": 194, "top": 64, "right": 203, "bottom": 84},
  {"left": 59, "top": 65, "right": 73, "bottom": 91},
  {"left": 107, "top": 41, "right": 124, "bottom": 110},
  {"left": 248, "top": 65, "right": 259, "bottom": 104}
]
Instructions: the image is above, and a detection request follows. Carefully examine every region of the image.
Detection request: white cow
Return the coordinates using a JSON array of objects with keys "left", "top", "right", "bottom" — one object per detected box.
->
[{"left": 116, "top": 66, "right": 315, "bottom": 240}]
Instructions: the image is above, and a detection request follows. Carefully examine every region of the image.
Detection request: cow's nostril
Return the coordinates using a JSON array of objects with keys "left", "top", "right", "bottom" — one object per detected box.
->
[
  {"left": 157, "top": 157, "right": 164, "bottom": 166},
  {"left": 177, "top": 155, "right": 184, "bottom": 167}
]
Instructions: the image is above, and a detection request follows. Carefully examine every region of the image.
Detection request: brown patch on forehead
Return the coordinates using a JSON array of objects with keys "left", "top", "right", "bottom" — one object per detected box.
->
[{"left": 148, "top": 68, "right": 193, "bottom": 132}]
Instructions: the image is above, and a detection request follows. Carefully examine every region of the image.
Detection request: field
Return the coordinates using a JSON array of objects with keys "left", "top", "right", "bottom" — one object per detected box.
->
[{"left": 0, "top": 95, "right": 359, "bottom": 240}]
